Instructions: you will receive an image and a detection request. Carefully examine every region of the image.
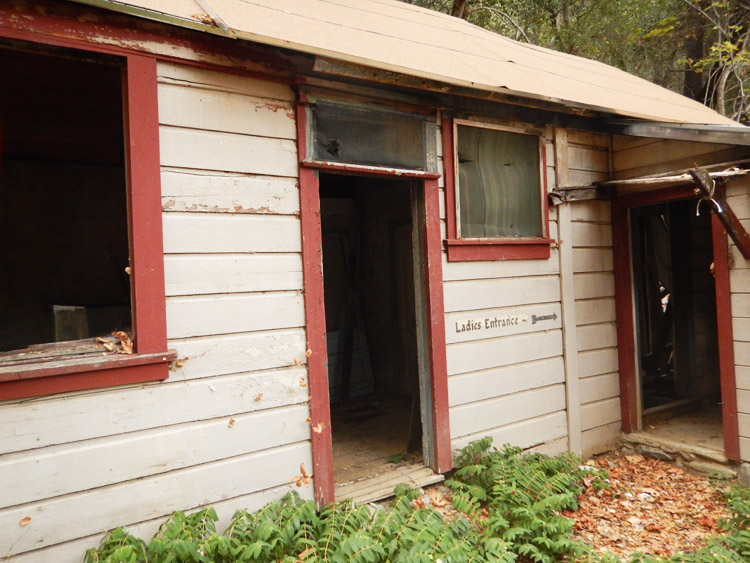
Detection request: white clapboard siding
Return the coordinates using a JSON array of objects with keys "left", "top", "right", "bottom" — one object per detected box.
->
[
  {"left": 162, "top": 213, "right": 301, "bottom": 254},
  {"left": 160, "top": 126, "right": 298, "bottom": 177},
  {"left": 568, "top": 145, "right": 609, "bottom": 173},
  {"left": 738, "top": 390, "right": 750, "bottom": 414},
  {"left": 157, "top": 61, "right": 295, "bottom": 101},
  {"left": 731, "top": 293, "right": 750, "bottom": 318},
  {"left": 167, "top": 329, "right": 307, "bottom": 381},
  {"left": 582, "top": 422, "right": 621, "bottom": 458},
  {"left": 445, "top": 303, "right": 562, "bottom": 344},
  {"left": 441, "top": 251, "right": 559, "bottom": 281},
  {"left": 448, "top": 356, "right": 565, "bottom": 407},
  {"left": 447, "top": 330, "right": 563, "bottom": 376},
  {"left": 575, "top": 298, "right": 616, "bottom": 326},
  {"left": 161, "top": 169, "right": 300, "bottom": 215},
  {"left": 739, "top": 413, "right": 750, "bottom": 436},
  {"left": 733, "top": 317, "right": 750, "bottom": 342},
  {"left": 166, "top": 292, "right": 305, "bottom": 338},
  {"left": 737, "top": 366, "right": 750, "bottom": 390},
  {"left": 1, "top": 404, "right": 310, "bottom": 508},
  {"left": 0, "top": 367, "right": 309, "bottom": 454},
  {"left": 158, "top": 82, "right": 296, "bottom": 139},
  {"left": 577, "top": 323, "right": 617, "bottom": 352},
  {"left": 569, "top": 169, "right": 607, "bottom": 186},
  {"left": 165, "top": 254, "right": 303, "bottom": 296},
  {"left": 450, "top": 384, "right": 566, "bottom": 439},
  {"left": 741, "top": 438, "right": 750, "bottom": 461},
  {"left": 451, "top": 411, "right": 568, "bottom": 452},
  {"left": 570, "top": 200, "right": 611, "bottom": 223},
  {"left": 574, "top": 272, "right": 615, "bottom": 300},
  {"left": 0, "top": 442, "right": 312, "bottom": 558},
  {"left": 730, "top": 269, "right": 750, "bottom": 295},
  {"left": 580, "top": 397, "right": 621, "bottom": 431},
  {"left": 572, "top": 248, "right": 613, "bottom": 273},
  {"left": 443, "top": 275, "right": 561, "bottom": 312},
  {"left": 529, "top": 436, "right": 568, "bottom": 457},
  {"left": 580, "top": 372, "right": 620, "bottom": 405},
  {"left": 578, "top": 348, "right": 619, "bottom": 378},
  {"left": 735, "top": 342, "right": 750, "bottom": 367},
  {"left": 572, "top": 222, "right": 613, "bottom": 247}
]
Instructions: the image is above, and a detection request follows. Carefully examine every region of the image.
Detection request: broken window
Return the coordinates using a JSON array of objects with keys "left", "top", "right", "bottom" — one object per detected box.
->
[{"left": 456, "top": 122, "right": 543, "bottom": 238}]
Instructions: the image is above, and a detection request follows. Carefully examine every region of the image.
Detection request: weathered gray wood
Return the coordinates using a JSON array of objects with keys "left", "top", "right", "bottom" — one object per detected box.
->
[{"left": 581, "top": 421, "right": 621, "bottom": 458}]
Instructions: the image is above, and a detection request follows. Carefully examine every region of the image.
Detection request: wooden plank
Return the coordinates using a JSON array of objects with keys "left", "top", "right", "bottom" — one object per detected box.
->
[
  {"left": 450, "top": 384, "right": 566, "bottom": 439},
  {"left": 730, "top": 269, "right": 750, "bottom": 293},
  {"left": 0, "top": 404, "right": 311, "bottom": 508},
  {"left": 441, "top": 250, "right": 559, "bottom": 281},
  {"left": 580, "top": 397, "right": 621, "bottom": 430},
  {"left": 741, "top": 437, "right": 750, "bottom": 461},
  {"left": 158, "top": 83, "right": 296, "bottom": 139},
  {"left": 567, "top": 129, "right": 610, "bottom": 148},
  {"left": 0, "top": 442, "right": 313, "bottom": 558},
  {"left": 571, "top": 222, "right": 613, "bottom": 247},
  {"left": 576, "top": 298, "right": 616, "bottom": 325},
  {"left": 613, "top": 140, "right": 733, "bottom": 174},
  {"left": 568, "top": 145, "right": 609, "bottom": 173},
  {"left": 573, "top": 248, "right": 613, "bottom": 273},
  {"left": 451, "top": 411, "right": 567, "bottom": 452},
  {"left": 335, "top": 465, "right": 443, "bottom": 504},
  {"left": 736, "top": 342, "right": 750, "bottom": 367},
  {"left": 528, "top": 436, "right": 568, "bottom": 457},
  {"left": 569, "top": 169, "right": 608, "bottom": 186},
  {"left": 0, "top": 367, "right": 309, "bottom": 454},
  {"left": 738, "top": 389, "right": 750, "bottom": 413},
  {"left": 161, "top": 169, "right": 299, "bottom": 215},
  {"left": 447, "top": 330, "right": 562, "bottom": 376},
  {"left": 578, "top": 348, "right": 619, "bottom": 378},
  {"left": 443, "top": 275, "right": 561, "bottom": 312},
  {"left": 445, "top": 303, "right": 561, "bottom": 344},
  {"left": 159, "top": 126, "right": 299, "bottom": 177},
  {"left": 574, "top": 272, "right": 615, "bottom": 300},
  {"left": 162, "top": 213, "right": 301, "bottom": 254},
  {"left": 168, "top": 329, "right": 307, "bottom": 381},
  {"left": 157, "top": 61, "right": 295, "bottom": 101},
  {"left": 731, "top": 293, "right": 750, "bottom": 318},
  {"left": 165, "top": 253, "right": 303, "bottom": 296},
  {"left": 612, "top": 135, "right": 658, "bottom": 152},
  {"left": 580, "top": 372, "right": 620, "bottom": 404},
  {"left": 737, "top": 366, "right": 750, "bottom": 390},
  {"left": 448, "top": 356, "right": 564, "bottom": 407},
  {"left": 570, "top": 200, "right": 612, "bottom": 223},
  {"left": 166, "top": 292, "right": 304, "bottom": 338},
  {"left": 581, "top": 421, "right": 621, "bottom": 458},
  {"left": 615, "top": 147, "right": 750, "bottom": 181},
  {"left": 577, "top": 323, "right": 617, "bottom": 352},
  {"left": 733, "top": 318, "right": 750, "bottom": 342},
  {"left": 738, "top": 413, "right": 750, "bottom": 437}
]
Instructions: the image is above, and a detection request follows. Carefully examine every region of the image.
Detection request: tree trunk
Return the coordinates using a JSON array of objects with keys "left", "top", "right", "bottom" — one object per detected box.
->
[
  {"left": 451, "top": 0, "right": 469, "bottom": 19},
  {"left": 683, "top": 5, "right": 707, "bottom": 101}
]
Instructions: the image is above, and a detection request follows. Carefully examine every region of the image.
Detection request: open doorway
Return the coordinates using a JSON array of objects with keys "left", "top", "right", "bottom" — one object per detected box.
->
[
  {"left": 630, "top": 199, "right": 722, "bottom": 450},
  {"left": 319, "top": 173, "right": 438, "bottom": 500}
]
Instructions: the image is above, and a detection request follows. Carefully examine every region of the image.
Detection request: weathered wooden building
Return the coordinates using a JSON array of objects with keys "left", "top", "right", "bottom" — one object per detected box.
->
[{"left": 2, "top": 0, "right": 750, "bottom": 560}]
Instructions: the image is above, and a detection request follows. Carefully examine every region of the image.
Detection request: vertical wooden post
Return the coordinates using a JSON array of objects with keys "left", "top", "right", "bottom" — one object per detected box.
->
[{"left": 553, "top": 128, "right": 582, "bottom": 455}]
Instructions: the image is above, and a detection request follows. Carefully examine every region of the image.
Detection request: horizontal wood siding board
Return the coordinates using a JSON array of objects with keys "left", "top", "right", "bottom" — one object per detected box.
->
[
  {"left": 160, "top": 126, "right": 298, "bottom": 176},
  {"left": 580, "top": 397, "right": 621, "bottom": 430},
  {"left": 613, "top": 140, "right": 733, "bottom": 173},
  {"left": 568, "top": 145, "right": 609, "bottom": 173},
  {"left": 164, "top": 254, "right": 303, "bottom": 296},
  {"left": 570, "top": 200, "right": 612, "bottom": 223},
  {"left": 0, "top": 367, "right": 309, "bottom": 454},
  {"left": 161, "top": 169, "right": 300, "bottom": 215},
  {"left": 166, "top": 292, "right": 305, "bottom": 338},
  {"left": 574, "top": 272, "right": 615, "bottom": 300},
  {"left": 566, "top": 130, "right": 610, "bottom": 148},
  {"left": 445, "top": 303, "right": 562, "bottom": 344},
  {"left": 572, "top": 248, "right": 613, "bottom": 273},
  {"left": 450, "top": 384, "right": 566, "bottom": 438},
  {"left": 448, "top": 356, "right": 565, "bottom": 407},
  {"left": 615, "top": 147, "right": 750, "bottom": 181},
  {"left": 581, "top": 421, "right": 621, "bottom": 458},
  {"left": 739, "top": 412, "right": 750, "bottom": 437},
  {"left": 447, "top": 330, "right": 563, "bottom": 375},
  {"left": 451, "top": 411, "right": 568, "bottom": 452},
  {"left": 443, "top": 276, "right": 561, "bottom": 312},
  {"left": 1, "top": 442, "right": 313, "bottom": 557},
  {"left": 741, "top": 437, "right": 750, "bottom": 461},
  {"left": 571, "top": 223, "right": 613, "bottom": 247},
  {"left": 162, "top": 213, "right": 301, "bottom": 254},
  {"left": 733, "top": 317, "right": 750, "bottom": 342},
  {"left": 730, "top": 269, "right": 750, "bottom": 293},
  {"left": 158, "top": 82, "right": 296, "bottom": 139},
  {"left": 738, "top": 389, "right": 750, "bottom": 414},
  {"left": 441, "top": 251, "right": 559, "bottom": 281},
  {"left": 735, "top": 342, "right": 750, "bottom": 367},
  {"left": 575, "top": 298, "right": 616, "bottom": 326},
  {"left": 0, "top": 404, "right": 310, "bottom": 508},
  {"left": 578, "top": 348, "right": 619, "bottom": 378},
  {"left": 576, "top": 323, "right": 617, "bottom": 352},
  {"left": 569, "top": 169, "right": 608, "bottom": 186},
  {"left": 737, "top": 366, "right": 750, "bottom": 390},
  {"left": 580, "top": 372, "right": 620, "bottom": 404},
  {"left": 156, "top": 61, "right": 295, "bottom": 101}
]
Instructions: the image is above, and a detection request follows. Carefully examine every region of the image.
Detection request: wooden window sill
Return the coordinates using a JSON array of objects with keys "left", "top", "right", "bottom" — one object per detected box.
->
[{"left": 445, "top": 238, "right": 553, "bottom": 261}]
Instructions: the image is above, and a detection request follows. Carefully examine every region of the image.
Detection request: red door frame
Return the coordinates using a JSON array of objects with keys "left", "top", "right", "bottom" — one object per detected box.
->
[
  {"left": 295, "top": 102, "right": 452, "bottom": 506},
  {"left": 612, "top": 186, "right": 740, "bottom": 460}
]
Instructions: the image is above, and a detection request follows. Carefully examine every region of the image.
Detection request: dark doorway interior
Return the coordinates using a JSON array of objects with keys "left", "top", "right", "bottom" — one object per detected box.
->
[
  {"left": 319, "top": 173, "right": 425, "bottom": 496},
  {"left": 631, "top": 199, "right": 721, "bottom": 425}
]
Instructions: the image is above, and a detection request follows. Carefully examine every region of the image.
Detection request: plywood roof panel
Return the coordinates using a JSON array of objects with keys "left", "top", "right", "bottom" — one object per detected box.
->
[{"left": 87, "top": 0, "right": 740, "bottom": 125}]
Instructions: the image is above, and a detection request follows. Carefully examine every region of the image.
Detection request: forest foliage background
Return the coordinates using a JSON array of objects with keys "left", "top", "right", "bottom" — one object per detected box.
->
[{"left": 400, "top": 0, "right": 749, "bottom": 124}]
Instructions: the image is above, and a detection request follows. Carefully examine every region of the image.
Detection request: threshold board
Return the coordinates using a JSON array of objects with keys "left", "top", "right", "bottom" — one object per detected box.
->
[{"left": 335, "top": 463, "right": 444, "bottom": 504}]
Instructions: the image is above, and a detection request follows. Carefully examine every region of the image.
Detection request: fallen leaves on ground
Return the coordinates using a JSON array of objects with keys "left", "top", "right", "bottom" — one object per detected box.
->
[{"left": 568, "top": 452, "right": 730, "bottom": 559}]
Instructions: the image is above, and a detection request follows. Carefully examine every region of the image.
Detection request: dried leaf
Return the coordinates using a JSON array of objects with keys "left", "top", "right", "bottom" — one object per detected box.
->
[
  {"left": 19, "top": 516, "right": 31, "bottom": 526},
  {"left": 299, "top": 377, "right": 307, "bottom": 388},
  {"left": 293, "top": 463, "right": 312, "bottom": 487},
  {"left": 305, "top": 348, "right": 312, "bottom": 358},
  {"left": 112, "top": 331, "right": 134, "bottom": 354},
  {"left": 254, "top": 393, "right": 263, "bottom": 401},
  {"left": 227, "top": 418, "right": 235, "bottom": 428}
]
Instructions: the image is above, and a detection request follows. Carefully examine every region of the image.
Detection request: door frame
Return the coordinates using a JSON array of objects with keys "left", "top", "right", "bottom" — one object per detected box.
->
[
  {"left": 295, "top": 101, "right": 452, "bottom": 506},
  {"left": 612, "top": 186, "right": 739, "bottom": 460}
]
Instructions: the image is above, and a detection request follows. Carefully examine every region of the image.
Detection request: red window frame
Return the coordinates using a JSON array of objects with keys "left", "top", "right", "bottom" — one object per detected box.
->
[
  {"left": 0, "top": 38, "right": 174, "bottom": 401},
  {"left": 442, "top": 118, "right": 553, "bottom": 261}
]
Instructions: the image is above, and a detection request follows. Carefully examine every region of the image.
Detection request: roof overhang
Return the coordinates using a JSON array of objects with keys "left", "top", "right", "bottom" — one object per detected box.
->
[{"left": 602, "top": 120, "right": 750, "bottom": 146}]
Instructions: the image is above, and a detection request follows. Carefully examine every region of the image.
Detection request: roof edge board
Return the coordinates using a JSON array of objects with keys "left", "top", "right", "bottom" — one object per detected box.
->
[{"left": 603, "top": 119, "right": 750, "bottom": 145}]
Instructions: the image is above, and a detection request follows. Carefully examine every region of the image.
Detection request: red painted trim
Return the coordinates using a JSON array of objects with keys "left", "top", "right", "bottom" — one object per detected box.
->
[
  {"left": 0, "top": 362, "right": 169, "bottom": 402},
  {"left": 301, "top": 160, "right": 441, "bottom": 179},
  {"left": 296, "top": 102, "right": 335, "bottom": 507},
  {"left": 442, "top": 118, "right": 552, "bottom": 261},
  {"left": 424, "top": 178, "right": 452, "bottom": 473},
  {"left": 712, "top": 213, "right": 740, "bottom": 460}
]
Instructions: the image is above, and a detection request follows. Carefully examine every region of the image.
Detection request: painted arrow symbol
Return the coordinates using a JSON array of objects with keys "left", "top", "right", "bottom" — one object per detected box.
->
[{"left": 532, "top": 312, "right": 558, "bottom": 324}]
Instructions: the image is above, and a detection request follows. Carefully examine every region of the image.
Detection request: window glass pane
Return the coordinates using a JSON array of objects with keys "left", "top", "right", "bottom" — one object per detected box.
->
[
  {"left": 457, "top": 125, "right": 542, "bottom": 238},
  {"left": 313, "top": 102, "right": 435, "bottom": 170}
]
